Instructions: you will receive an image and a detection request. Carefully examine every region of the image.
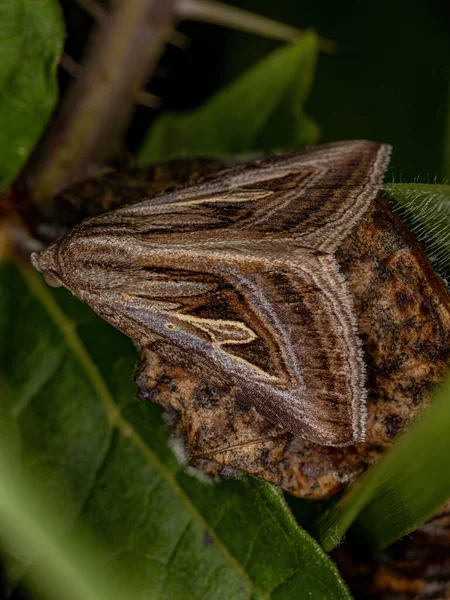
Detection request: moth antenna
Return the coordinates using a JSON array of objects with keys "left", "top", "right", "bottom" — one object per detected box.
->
[{"left": 176, "top": 0, "right": 337, "bottom": 52}]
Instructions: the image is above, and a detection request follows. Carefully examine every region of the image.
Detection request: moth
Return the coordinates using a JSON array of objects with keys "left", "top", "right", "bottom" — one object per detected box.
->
[{"left": 32, "top": 140, "right": 391, "bottom": 447}]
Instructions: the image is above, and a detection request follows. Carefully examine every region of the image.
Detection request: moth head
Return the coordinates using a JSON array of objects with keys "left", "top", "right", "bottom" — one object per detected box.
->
[
  {"left": 31, "top": 226, "right": 148, "bottom": 298},
  {"left": 31, "top": 244, "right": 64, "bottom": 288}
]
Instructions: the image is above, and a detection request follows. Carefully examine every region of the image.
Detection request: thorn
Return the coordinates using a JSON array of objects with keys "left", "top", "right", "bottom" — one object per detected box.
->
[
  {"left": 60, "top": 54, "right": 84, "bottom": 79},
  {"left": 170, "top": 30, "right": 191, "bottom": 49},
  {"left": 177, "top": 0, "right": 300, "bottom": 42},
  {"left": 135, "top": 90, "right": 162, "bottom": 110},
  {"left": 176, "top": 0, "right": 337, "bottom": 53}
]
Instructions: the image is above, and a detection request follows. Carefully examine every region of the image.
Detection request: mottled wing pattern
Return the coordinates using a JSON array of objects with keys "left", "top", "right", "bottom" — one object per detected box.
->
[{"left": 33, "top": 141, "right": 390, "bottom": 445}]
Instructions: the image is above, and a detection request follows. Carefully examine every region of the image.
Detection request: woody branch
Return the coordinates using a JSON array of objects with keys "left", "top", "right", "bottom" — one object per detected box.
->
[{"left": 25, "top": 0, "right": 309, "bottom": 217}]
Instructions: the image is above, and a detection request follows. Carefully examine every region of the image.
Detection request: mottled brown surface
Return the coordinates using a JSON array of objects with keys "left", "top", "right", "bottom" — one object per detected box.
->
[
  {"left": 135, "top": 192, "right": 450, "bottom": 498},
  {"left": 338, "top": 193, "right": 450, "bottom": 446},
  {"left": 333, "top": 501, "right": 450, "bottom": 599}
]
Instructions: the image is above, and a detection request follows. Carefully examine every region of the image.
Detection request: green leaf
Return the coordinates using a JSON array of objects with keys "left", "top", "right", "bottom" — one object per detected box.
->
[
  {"left": 314, "top": 377, "right": 450, "bottom": 552},
  {"left": 384, "top": 183, "right": 450, "bottom": 280},
  {"left": 0, "top": 0, "right": 64, "bottom": 190},
  {"left": 138, "top": 33, "right": 319, "bottom": 164},
  {"left": 0, "top": 261, "right": 351, "bottom": 600},
  {"left": 0, "top": 440, "right": 126, "bottom": 600},
  {"left": 443, "top": 80, "right": 450, "bottom": 181}
]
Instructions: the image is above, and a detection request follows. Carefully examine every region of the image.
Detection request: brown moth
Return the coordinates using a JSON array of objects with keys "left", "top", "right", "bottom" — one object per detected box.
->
[{"left": 32, "top": 140, "right": 391, "bottom": 446}]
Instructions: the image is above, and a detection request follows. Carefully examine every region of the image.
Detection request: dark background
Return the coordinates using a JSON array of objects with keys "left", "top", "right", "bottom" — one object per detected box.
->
[{"left": 62, "top": 0, "right": 450, "bottom": 180}]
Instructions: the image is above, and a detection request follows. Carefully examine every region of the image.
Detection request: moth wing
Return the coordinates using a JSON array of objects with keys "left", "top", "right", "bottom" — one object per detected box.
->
[
  {"left": 99, "top": 140, "right": 390, "bottom": 252},
  {"left": 47, "top": 140, "right": 388, "bottom": 444},
  {"left": 90, "top": 253, "right": 365, "bottom": 446},
  {"left": 235, "top": 254, "right": 366, "bottom": 446}
]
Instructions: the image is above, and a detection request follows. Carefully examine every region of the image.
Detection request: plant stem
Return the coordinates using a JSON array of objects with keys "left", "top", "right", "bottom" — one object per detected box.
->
[
  {"left": 26, "top": 0, "right": 331, "bottom": 217},
  {"left": 27, "top": 0, "right": 178, "bottom": 215}
]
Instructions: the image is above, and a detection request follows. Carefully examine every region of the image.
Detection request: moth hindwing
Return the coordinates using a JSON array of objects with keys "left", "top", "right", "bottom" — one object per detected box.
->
[{"left": 32, "top": 140, "right": 391, "bottom": 446}]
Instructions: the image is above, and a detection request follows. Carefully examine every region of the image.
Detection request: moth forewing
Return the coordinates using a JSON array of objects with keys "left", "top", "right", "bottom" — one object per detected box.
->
[{"left": 32, "top": 140, "right": 391, "bottom": 446}]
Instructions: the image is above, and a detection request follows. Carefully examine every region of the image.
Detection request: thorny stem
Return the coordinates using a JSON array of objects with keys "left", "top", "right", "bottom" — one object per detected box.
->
[
  {"left": 26, "top": 0, "right": 329, "bottom": 217},
  {"left": 27, "top": 0, "right": 179, "bottom": 214}
]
